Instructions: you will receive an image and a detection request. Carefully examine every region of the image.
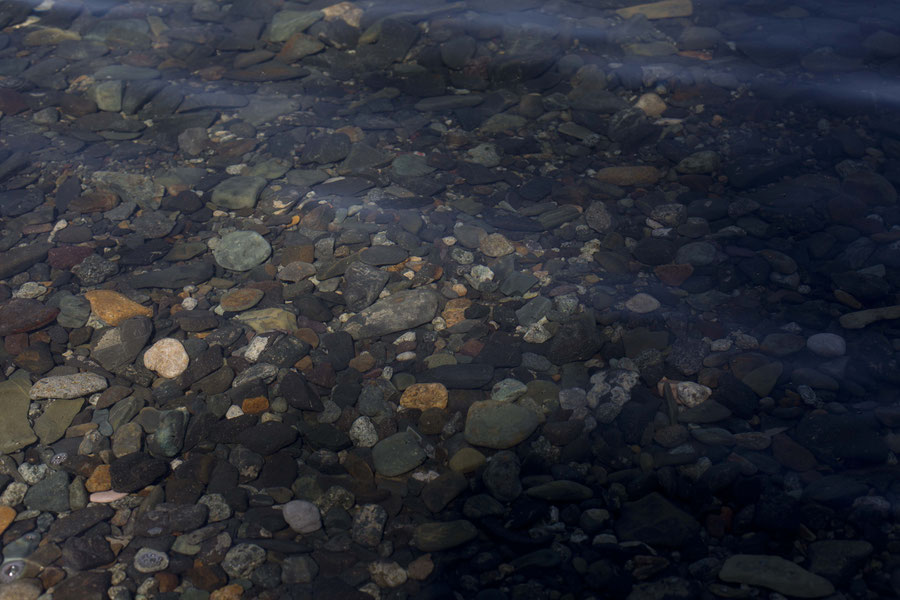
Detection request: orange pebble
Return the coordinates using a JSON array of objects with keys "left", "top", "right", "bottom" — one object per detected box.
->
[
  {"left": 241, "top": 396, "right": 269, "bottom": 414},
  {"left": 0, "top": 506, "right": 16, "bottom": 536}
]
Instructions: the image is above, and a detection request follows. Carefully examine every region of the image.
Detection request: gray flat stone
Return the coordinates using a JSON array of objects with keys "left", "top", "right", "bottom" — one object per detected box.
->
[
  {"left": 128, "top": 262, "right": 215, "bottom": 289},
  {"left": 371, "top": 431, "right": 426, "bottom": 477},
  {"left": 719, "top": 554, "right": 835, "bottom": 598},
  {"left": 343, "top": 289, "right": 440, "bottom": 340},
  {"left": 34, "top": 399, "right": 84, "bottom": 445}
]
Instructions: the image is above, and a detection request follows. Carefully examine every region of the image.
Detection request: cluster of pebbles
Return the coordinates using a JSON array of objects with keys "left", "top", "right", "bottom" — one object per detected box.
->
[{"left": 1, "top": 0, "right": 900, "bottom": 598}]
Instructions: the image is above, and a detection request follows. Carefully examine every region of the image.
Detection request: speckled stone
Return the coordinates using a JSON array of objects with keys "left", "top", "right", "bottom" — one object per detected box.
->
[
  {"left": 143, "top": 338, "right": 190, "bottom": 378},
  {"left": 30, "top": 373, "right": 108, "bottom": 400}
]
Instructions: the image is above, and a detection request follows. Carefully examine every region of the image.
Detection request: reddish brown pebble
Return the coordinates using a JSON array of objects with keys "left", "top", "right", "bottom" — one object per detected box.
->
[
  {"left": 653, "top": 263, "right": 694, "bottom": 286},
  {"left": 48, "top": 245, "right": 94, "bottom": 269},
  {"left": 241, "top": 396, "right": 269, "bottom": 414},
  {"left": 219, "top": 288, "right": 264, "bottom": 312},
  {"left": 69, "top": 189, "right": 120, "bottom": 213},
  {"left": 0, "top": 298, "right": 60, "bottom": 336}
]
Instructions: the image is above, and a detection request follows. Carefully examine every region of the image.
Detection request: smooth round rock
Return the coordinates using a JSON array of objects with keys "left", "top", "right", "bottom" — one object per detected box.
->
[
  {"left": 134, "top": 547, "right": 169, "bottom": 573},
  {"left": 464, "top": 400, "right": 540, "bottom": 449},
  {"left": 143, "top": 338, "right": 190, "bottom": 378},
  {"left": 213, "top": 231, "right": 272, "bottom": 271},
  {"left": 282, "top": 500, "right": 321, "bottom": 534},
  {"left": 372, "top": 431, "right": 426, "bottom": 476},
  {"left": 806, "top": 333, "right": 846, "bottom": 357},
  {"left": 413, "top": 520, "right": 478, "bottom": 552}
]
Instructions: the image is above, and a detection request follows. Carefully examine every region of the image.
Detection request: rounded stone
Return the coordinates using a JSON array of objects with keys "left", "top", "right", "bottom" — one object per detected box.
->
[
  {"left": 222, "top": 543, "right": 266, "bottom": 579},
  {"left": 479, "top": 233, "right": 514, "bottom": 257},
  {"left": 806, "top": 333, "right": 846, "bottom": 358},
  {"left": 464, "top": 400, "right": 540, "bottom": 450},
  {"left": 143, "top": 338, "right": 190, "bottom": 378},
  {"left": 213, "top": 231, "right": 272, "bottom": 272},
  {"left": 349, "top": 416, "right": 379, "bottom": 448},
  {"left": 282, "top": 500, "right": 321, "bottom": 534},
  {"left": 372, "top": 431, "right": 426, "bottom": 476},
  {"left": 134, "top": 547, "right": 169, "bottom": 574},
  {"left": 625, "top": 293, "right": 660, "bottom": 314}
]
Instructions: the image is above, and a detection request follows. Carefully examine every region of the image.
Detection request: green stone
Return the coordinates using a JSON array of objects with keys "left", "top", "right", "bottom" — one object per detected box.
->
[
  {"left": 235, "top": 308, "right": 297, "bottom": 333},
  {"left": 413, "top": 520, "right": 478, "bottom": 552},
  {"left": 269, "top": 10, "right": 324, "bottom": 43},
  {"left": 34, "top": 399, "right": 84, "bottom": 445},
  {"left": 210, "top": 176, "right": 267, "bottom": 210},
  {"left": 372, "top": 431, "right": 426, "bottom": 477},
  {"left": 0, "top": 372, "right": 36, "bottom": 453},
  {"left": 464, "top": 400, "right": 539, "bottom": 450}
]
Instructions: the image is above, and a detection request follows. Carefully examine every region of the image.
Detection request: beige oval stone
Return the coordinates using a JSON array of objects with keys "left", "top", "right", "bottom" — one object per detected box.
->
[
  {"left": 85, "top": 290, "right": 154, "bottom": 326},
  {"left": 399, "top": 383, "right": 448, "bottom": 411},
  {"left": 143, "top": 338, "right": 190, "bottom": 378},
  {"left": 635, "top": 92, "right": 667, "bottom": 117},
  {"left": 594, "top": 166, "right": 661, "bottom": 186}
]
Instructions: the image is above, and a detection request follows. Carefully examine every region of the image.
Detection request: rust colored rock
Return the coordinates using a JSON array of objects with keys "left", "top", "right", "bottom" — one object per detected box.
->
[
  {"left": 219, "top": 288, "right": 264, "bottom": 312},
  {"left": 400, "top": 383, "right": 449, "bottom": 411},
  {"left": 84, "top": 290, "right": 153, "bottom": 326}
]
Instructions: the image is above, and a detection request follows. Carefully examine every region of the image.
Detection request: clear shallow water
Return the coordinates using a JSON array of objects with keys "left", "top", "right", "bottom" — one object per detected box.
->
[{"left": 0, "top": 0, "right": 899, "bottom": 598}]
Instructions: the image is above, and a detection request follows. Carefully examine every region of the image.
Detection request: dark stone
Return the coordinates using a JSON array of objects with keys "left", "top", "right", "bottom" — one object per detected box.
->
[
  {"left": 280, "top": 371, "right": 324, "bottom": 411},
  {"left": 548, "top": 312, "right": 602, "bottom": 365},
  {"left": 238, "top": 422, "right": 299, "bottom": 455},
  {"left": 419, "top": 364, "right": 494, "bottom": 389},
  {"left": 52, "top": 571, "right": 110, "bottom": 600},
  {"left": 615, "top": 492, "right": 700, "bottom": 547},
  {"left": 48, "top": 506, "right": 114, "bottom": 542},
  {"left": 62, "top": 534, "right": 115, "bottom": 570},
  {"left": 110, "top": 452, "right": 168, "bottom": 493},
  {"left": 795, "top": 412, "right": 888, "bottom": 466},
  {"left": 128, "top": 262, "right": 215, "bottom": 288}
]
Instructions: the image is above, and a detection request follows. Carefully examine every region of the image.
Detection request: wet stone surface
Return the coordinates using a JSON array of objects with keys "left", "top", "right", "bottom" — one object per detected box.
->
[{"left": 0, "top": 0, "right": 900, "bottom": 599}]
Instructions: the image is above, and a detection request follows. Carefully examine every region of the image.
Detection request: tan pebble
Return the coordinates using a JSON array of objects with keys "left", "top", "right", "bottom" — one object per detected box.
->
[
  {"left": 407, "top": 553, "right": 435, "bottom": 580},
  {"left": 0, "top": 505, "right": 16, "bottom": 536},
  {"left": 593, "top": 166, "right": 661, "bottom": 186},
  {"left": 85, "top": 464, "right": 111, "bottom": 492},
  {"left": 210, "top": 584, "right": 244, "bottom": 600},
  {"left": 635, "top": 92, "right": 667, "bottom": 117},
  {"left": 348, "top": 351, "right": 376, "bottom": 372},
  {"left": 399, "top": 383, "right": 448, "bottom": 411},
  {"left": 84, "top": 290, "right": 153, "bottom": 326},
  {"left": 143, "top": 338, "right": 190, "bottom": 378}
]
